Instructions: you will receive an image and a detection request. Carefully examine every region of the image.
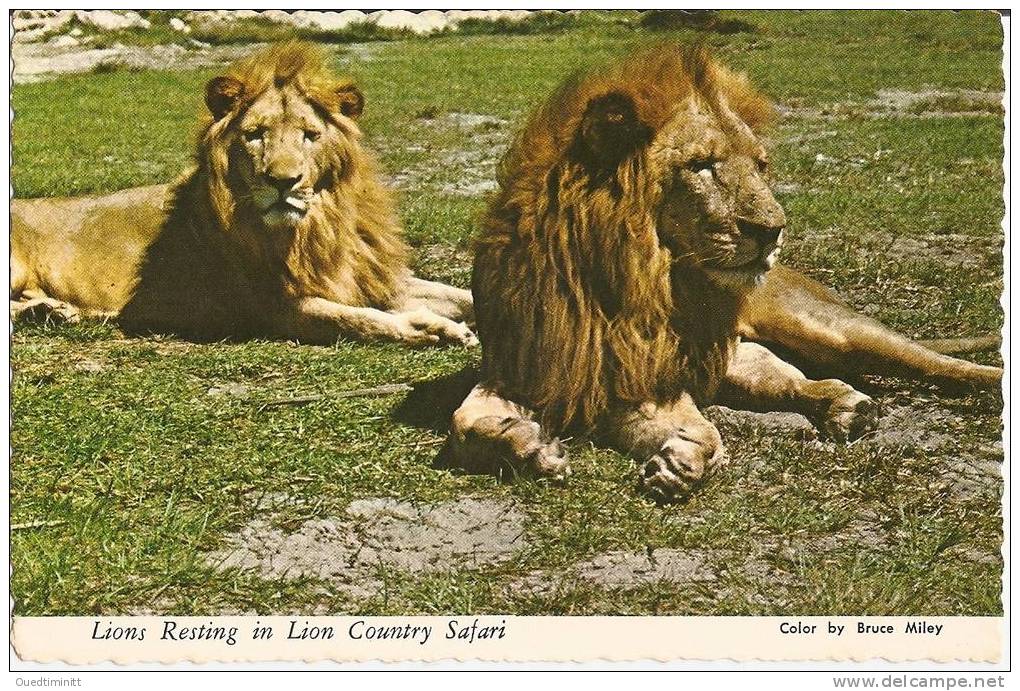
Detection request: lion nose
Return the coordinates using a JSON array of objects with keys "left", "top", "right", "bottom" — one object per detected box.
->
[
  {"left": 737, "top": 219, "right": 783, "bottom": 247},
  {"left": 264, "top": 173, "right": 302, "bottom": 194}
]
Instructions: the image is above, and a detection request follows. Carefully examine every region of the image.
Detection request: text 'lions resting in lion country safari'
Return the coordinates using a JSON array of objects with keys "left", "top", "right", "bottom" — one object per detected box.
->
[
  {"left": 11, "top": 42, "right": 475, "bottom": 347},
  {"left": 449, "top": 44, "right": 1002, "bottom": 504}
]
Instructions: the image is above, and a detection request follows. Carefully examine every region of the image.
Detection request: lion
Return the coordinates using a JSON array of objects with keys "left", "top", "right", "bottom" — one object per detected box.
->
[
  {"left": 449, "top": 45, "right": 1002, "bottom": 502},
  {"left": 11, "top": 42, "right": 475, "bottom": 347}
]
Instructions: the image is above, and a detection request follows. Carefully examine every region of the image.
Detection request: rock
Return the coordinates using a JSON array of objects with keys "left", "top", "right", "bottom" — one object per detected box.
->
[
  {"left": 497, "top": 10, "right": 533, "bottom": 22},
  {"left": 168, "top": 17, "right": 190, "bottom": 33},
  {"left": 290, "top": 10, "right": 367, "bottom": 31},
  {"left": 74, "top": 10, "right": 151, "bottom": 32},
  {"left": 261, "top": 10, "right": 293, "bottom": 25},
  {"left": 337, "top": 10, "right": 371, "bottom": 28},
  {"left": 12, "top": 10, "right": 75, "bottom": 43},
  {"left": 48, "top": 35, "right": 79, "bottom": 48},
  {"left": 12, "top": 9, "right": 74, "bottom": 31},
  {"left": 372, "top": 9, "right": 451, "bottom": 34}
]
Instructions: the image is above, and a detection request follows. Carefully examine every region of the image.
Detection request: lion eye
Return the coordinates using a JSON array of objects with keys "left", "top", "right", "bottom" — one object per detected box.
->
[
  {"left": 304, "top": 130, "right": 321, "bottom": 143},
  {"left": 687, "top": 158, "right": 715, "bottom": 173},
  {"left": 757, "top": 159, "right": 769, "bottom": 173},
  {"left": 242, "top": 128, "right": 264, "bottom": 143}
]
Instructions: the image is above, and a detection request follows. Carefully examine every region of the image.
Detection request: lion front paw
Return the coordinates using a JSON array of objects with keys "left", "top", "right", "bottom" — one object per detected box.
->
[
  {"left": 499, "top": 418, "right": 571, "bottom": 481},
  {"left": 820, "top": 389, "right": 879, "bottom": 443},
  {"left": 11, "top": 297, "right": 81, "bottom": 325},
  {"left": 396, "top": 309, "right": 479, "bottom": 347},
  {"left": 639, "top": 433, "right": 725, "bottom": 504},
  {"left": 451, "top": 414, "right": 571, "bottom": 482}
]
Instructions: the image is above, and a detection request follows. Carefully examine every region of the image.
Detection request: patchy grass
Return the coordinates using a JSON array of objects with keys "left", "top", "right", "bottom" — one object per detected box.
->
[
  {"left": 906, "top": 92, "right": 1004, "bottom": 115},
  {"left": 11, "top": 10, "right": 1004, "bottom": 616},
  {"left": 638, "top": 9, "right": 758, "bottom": 35},
  {"left": 449, "top": 10, "right": 586, "bottom": 37},
  {"left": 89, "top": 58, "right": 142, "bottom": 75}
]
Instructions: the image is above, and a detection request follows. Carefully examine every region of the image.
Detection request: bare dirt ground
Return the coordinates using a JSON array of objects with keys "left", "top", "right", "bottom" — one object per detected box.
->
[
  {"left": 12, "top": 41, "right": 260, "bottom": 84},
  {"left": 206, "top": 496, "right": 527, "bottom": 609},
  {"left": 197, "top": 395, "right": 998, "bottom": 608},
  {"left": 779, "top": 88, "right": 1004, "bottom": 120},
  {"left": 381, "top": 111, "right": 512, "bottom": 198}
]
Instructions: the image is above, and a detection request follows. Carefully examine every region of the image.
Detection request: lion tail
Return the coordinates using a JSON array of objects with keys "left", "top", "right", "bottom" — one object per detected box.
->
[{"left": 917, "top": 335, "right": 1001, "bottom": 356}]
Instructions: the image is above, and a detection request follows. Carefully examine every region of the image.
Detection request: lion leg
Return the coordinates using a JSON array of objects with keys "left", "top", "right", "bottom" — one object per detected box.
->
[
  {"left": 600, "top": 394, "right": 726, "bottom": 503},
  {"left": 718, "top": 341, "right": 879, "bottom": 442},
  {"left": 280, "top": 296, "right": 476, "bottom": 347},
  {"left": 9, "top": 251, "right": 80, "bottom": 324},
  {"left": 10, "top": 292, "right": 82, "bottom": 325},
  {"left": 449, "top": 384, "right": 569, "bottom": 479},
  {"left": 917, "top": 335, "right": 1000, "bottom": 355},
  {"left": 741, "top": 265, "right": 1002, "bottom": 388},
  {"left": 393, "top": 274, "right": 475, "bottom": 325}
]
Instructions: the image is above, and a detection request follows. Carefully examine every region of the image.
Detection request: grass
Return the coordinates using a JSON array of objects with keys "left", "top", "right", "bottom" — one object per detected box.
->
[{"left": 11, "top": 10, "right": 1004, "bottom": 616}]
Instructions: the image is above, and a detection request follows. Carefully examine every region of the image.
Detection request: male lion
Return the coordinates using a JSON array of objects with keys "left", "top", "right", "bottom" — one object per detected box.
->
[
  {"left": 449, "top": 45, "right": 1001, "bottom": 502},
  {"left": 11, "top": 42, "right": 475, "bottom": 346}
]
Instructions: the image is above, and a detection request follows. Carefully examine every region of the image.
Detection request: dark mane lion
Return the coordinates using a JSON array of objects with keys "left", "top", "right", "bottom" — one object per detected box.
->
[{"left": 474, "top": 45, "right": 775, "bottom": 431}]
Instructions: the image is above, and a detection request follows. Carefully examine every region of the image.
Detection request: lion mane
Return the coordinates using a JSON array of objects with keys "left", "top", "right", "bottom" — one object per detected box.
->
[{"left": 472, "top": 45, "right": 776, "bottom": 432}]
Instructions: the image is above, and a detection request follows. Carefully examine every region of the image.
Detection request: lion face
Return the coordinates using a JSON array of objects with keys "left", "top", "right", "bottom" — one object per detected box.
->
[
  {"left": 204, "top": 72, "right": 365, "bottom": 231},
  {"left": 232, "top": 87, "right": 336, "bottom": 229},
  {"left": 652, "top": 98, "right": 786, "bottom": 293}
]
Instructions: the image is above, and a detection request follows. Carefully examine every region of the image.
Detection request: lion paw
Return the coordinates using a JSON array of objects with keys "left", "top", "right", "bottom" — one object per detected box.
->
[
  {"left": 529, "top": 438, "right": 571, "bottom": 482},
  {"left": 500, "top": 418, "right": 571, "bottom": 481},
  {"left": 820, "top": 390, "right": 879, "bottom": 443},
  {"left": 397, "top": 310, "right": 478, "bottom": 347},
  {"left": 11, "top": 297, "right": 81, "bottom": 325},
  {"left": 639, "top": 433, "right": 725, "bottom": 504},
  {"left": 452, "top": 414, "right": 571, "bottom": 482}
]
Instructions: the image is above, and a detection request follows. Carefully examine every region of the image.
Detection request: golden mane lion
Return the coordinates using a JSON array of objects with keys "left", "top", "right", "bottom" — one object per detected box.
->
[
  {"left": 11, "top": 42, "right": 475, "bottom": 346},
  {"left": 449, "top": 45, "right": 1001, "bottom": 502}
]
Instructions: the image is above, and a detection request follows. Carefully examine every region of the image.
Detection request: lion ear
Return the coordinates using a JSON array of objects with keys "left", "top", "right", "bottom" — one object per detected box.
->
[
  {"left": 579, "top": 91, "right": 651, "bottom": 166},
  {"left": 205, "top": 76, "right": 245, "bottom": 120},
  {"left": 336, "top": 84, "right": 364, "bottom": 119}
]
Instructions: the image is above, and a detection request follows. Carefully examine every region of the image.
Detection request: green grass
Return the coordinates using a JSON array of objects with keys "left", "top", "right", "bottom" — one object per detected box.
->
[{"left": 11, "top": 10, "right": 1004, "bottom": 616}]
